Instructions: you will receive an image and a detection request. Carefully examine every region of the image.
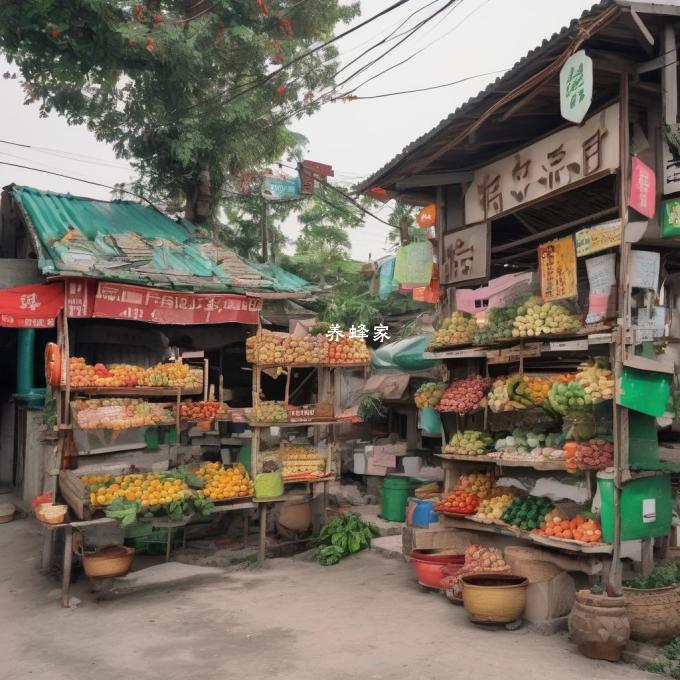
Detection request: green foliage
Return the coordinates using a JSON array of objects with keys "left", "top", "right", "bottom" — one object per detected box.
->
[
  {"left": 644, "top": 637, "right": 680, "bottom": 678},
  {"left": 624, "top": 562, "right": 680, "bottom": 590},
  {"left": 386, "top": 202, "right": 426, "bottom": 245},
  {"left": 313, "top": 512, "right": 379, "bottom": 566},
  {"left": 357, "top": 392, "right": 387, "bottom": 423},
  {"left": 0, "top": 0, "right": 359, "bottom": 220}
]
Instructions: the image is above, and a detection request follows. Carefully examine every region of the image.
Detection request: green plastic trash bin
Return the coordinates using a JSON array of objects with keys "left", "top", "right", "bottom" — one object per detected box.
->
[
  {"left": 628, "top": 411, "right": 660, "bottom": 470},
  {"left": 619, "top": 366, "right": 672, "bottom": 417},
  {"left": 380, "top": 476, "right": 418, "bottom": 522},
  {"left": 598, "top": 471, "right": 672, "bottom": 542}
]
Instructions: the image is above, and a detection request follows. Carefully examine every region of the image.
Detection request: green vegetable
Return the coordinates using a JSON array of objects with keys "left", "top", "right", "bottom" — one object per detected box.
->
[
  {"left": 313, "top": 512, "right": 379, "bottom": 566},
  {"left": 624, "top": 562, "right": 680, "bottom": 590},
  {"left": 644, "top": 637, "right": 680, "bottom": 678}
]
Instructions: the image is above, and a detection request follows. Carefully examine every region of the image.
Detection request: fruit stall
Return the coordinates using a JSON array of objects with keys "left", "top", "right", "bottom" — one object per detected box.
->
[
  {"left": 357, "top": 2, "right": 680, "bottom": 657},
  {"left": 244, "top": 327, "right": 370, "bottom": 564}
]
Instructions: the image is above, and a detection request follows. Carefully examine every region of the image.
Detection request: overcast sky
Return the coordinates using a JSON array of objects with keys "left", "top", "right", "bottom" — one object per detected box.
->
[{"left": 0, "top": 0, "right": 596, "bottom": 260}]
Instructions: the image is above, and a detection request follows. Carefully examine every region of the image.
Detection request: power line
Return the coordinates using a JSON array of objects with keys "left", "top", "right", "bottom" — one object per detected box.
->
[
  {"left": 0, "top": 160, "right": 161, "bottom": 212},
  {"left": 173, "top": 0, "right": 417, "bottom": 116},
  {"left": 335, "top": 68, "right": 508, "bottom": 100},
  {"left": 0, "top": 139, "right": 133, "bottom": 171}
]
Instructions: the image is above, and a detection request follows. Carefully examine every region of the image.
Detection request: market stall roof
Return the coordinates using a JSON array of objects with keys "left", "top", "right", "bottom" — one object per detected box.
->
[
  {"left": 356, "top": 0, "right": 669, "bottom": 197},
  {"left": 5, "top": 185, "right": 313, "bottom": 296}
]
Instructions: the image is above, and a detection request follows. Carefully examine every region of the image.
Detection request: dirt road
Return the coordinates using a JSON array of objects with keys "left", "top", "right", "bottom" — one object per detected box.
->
[{"left": 0, "top": 517, "right": 655, "bottom": 680}]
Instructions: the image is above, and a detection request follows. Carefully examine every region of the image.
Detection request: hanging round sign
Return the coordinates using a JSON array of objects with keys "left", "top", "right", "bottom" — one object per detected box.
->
[
  {"left": 416, "top": 203, "right": 437, "bottom": 228},
  {"left": 559, "top": 50, "right": 593, "bottom": 124}
]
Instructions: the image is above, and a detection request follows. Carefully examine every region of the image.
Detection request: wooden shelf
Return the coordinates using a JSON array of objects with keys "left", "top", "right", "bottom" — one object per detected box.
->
[
  {"left": 283, "top": 475, "right": 335, "bottom": 485},
  {"left": 436, "top": 453, "right": 567, "bottom": 471},
  {"left": 424, "top": 330, "right": 614, "bottom": 360},
  {"left": 251, "top": 362, "right": 368, "bottom": 369},
  {"left": 67, "top": 386, "right": 202, "bottom": 397},
  {"left": 248, "top": 420, "right": 341, "bottom": 428},
  {"left": 440, "top": 515, "right": 613, "bottom": 555}
]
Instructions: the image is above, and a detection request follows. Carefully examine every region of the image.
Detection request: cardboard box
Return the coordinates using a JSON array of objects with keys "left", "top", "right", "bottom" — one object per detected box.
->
[
  {"left": 374, "top": 443, "right": 408, "bottom": 457},
  {"left": 372, "top": 451, "right": 397, "bottom": 467},
  {"left": 402, "top": 526, "right": 474, "bottom": 555}
]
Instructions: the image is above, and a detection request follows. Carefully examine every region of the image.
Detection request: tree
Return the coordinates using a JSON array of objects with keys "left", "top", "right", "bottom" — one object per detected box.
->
[
  {"left": 386, "top": 201, "right": 427, "bottom": 246},
  {"left": 283, "top": 182, "right": 364, "bottom": 285},
  {"left": 219, "top": 193, "right": 293, "bottom": 262},
  {"left": 0, "top": 1, "right": 358, "bottom": 222}
]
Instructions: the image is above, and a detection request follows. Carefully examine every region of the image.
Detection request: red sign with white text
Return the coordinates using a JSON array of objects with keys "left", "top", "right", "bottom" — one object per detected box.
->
[
  {"left": 0, "top": 283, "right": 63, "bottom": 328},
  {"left": 65, "top": 278, "right": 97, "bottom": 318},
  {"left": 92, "top": 282, "right": 261, "bottom": 325},
  {"left": 629, "top": 156, "right": 656, "bottom": 219}
]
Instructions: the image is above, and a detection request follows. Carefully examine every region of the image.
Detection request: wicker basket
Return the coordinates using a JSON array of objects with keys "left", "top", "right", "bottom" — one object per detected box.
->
[
  {"left": 82, "top": 545, "right": 135, "bottom": 578},
  {"left": 623, "top": 585, "right": 680, "bottom": 643}
]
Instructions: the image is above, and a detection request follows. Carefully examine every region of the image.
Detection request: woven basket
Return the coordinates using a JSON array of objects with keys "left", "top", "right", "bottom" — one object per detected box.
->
[
  {"left": 504, "top": 546, "right": 562, "bottom": 583},
  {"left": 623, "top": 585, "right": 680, "bottom": 643}
]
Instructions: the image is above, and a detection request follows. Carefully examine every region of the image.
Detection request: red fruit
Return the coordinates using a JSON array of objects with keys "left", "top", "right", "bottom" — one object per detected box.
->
[
  {"left": 153, "top": 14, "right": 163, "bottom": 24},
  {"left": 275, "top": 85, "right": 286, "bottom": 96},
  {"left": 49, "top": 29, "right": 60, "bottom": 39},
  {"left": 145, "top": 38, "right": 154, "bottom": 52}
]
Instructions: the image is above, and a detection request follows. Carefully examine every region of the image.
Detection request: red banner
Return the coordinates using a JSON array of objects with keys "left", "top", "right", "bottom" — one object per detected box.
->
[
  {"left": 92, "top": 282, "right": 261, "bottom": 325},
  {"left": 65, "top": 278, "right": 97, "bottom": 318},
  {"left": 0, "top": 283, "right": 63, "bottom": 328}
]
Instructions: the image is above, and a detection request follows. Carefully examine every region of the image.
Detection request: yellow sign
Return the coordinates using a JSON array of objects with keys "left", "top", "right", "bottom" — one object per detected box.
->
[
  {"left": 574, "top": 220, "right": 622, "bottom": 256},
  {"left": 538, "top": 236, "right": 577, "bottom": 301}
]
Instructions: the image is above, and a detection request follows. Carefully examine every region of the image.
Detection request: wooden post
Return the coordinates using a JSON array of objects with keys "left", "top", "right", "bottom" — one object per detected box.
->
[
  {"left": 260, "top": 198, "right": 268, "bottom": 264},
  {"left": 258, "top": 503, "right": 268, "bottom": 567},
  {"left": 663, "top": 24, "right": 678, "bottom": 125},
  {"left": 609, "top": 73, "right": 631, "bottom": 596},
  {"left": 61, "top": 526, "right": 73, "bottom": 608}
]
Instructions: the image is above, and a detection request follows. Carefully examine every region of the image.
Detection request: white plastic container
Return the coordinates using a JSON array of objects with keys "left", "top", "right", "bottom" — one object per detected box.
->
[
  {"left": 353, "top": 452, "right": 367, "bottom": 474},
  {"left": 402, "top": 456, "right": 423, "bottom": 475}
]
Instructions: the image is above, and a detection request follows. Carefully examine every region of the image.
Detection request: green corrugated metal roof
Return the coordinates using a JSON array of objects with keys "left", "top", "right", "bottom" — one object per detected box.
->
[{"left": 9, "top": 185, "right": 310, "bottom": 294}]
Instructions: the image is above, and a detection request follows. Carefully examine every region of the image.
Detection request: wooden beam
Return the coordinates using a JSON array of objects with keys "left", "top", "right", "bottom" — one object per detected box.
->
[
  {"left": 513, "top": 213, "right": 538, "bottom": 234},
  {"left": 636, "top": 54, "right": 667, "bottom": 73},
  {"left": 490, "top": 206, "right": 619, "bottom": 254},
  {"left": 617, "top": 2, "right": 680, "bottom": 17},
  {"left": 499, "top": 82, "right": 556, "bottom": 122},
  {"left": 395, "top": 170, "right": 473, "bottom": 189},
  {"left": 622, "top": 8, "right": 655, "bottom": 54},
  {"left": 588, "top": 48, "right": 638, "bottom": 73},
  {"left": 663, "top": 23, "right": 678, "bottom": 124}
]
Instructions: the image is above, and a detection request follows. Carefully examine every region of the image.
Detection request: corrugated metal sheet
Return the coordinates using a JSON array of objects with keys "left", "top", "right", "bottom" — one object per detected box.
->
[{"left": 10, "top": 185, "right": 310, "bottom": 295}]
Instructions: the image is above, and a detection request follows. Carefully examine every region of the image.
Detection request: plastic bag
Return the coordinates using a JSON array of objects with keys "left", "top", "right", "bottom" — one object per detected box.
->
[
  {"left": 393, "top": 241, "right": 433, "bottom": 286},
  {"left": 378, "top": 257, "right": 398, "bottom": 299},
  {"left": 412, "top": 264, "right": 442, "bottom": 303}
]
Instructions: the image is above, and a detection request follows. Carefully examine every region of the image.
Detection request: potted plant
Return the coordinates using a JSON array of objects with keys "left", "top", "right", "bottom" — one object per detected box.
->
[{"left": 623, "top": 563, "right": 680, "bottom": 643}]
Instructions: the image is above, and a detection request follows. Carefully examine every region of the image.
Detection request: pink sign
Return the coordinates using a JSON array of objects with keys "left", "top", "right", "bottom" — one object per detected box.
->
[{"left": 629, "top": 156, "right": 656, "bottom": 219}]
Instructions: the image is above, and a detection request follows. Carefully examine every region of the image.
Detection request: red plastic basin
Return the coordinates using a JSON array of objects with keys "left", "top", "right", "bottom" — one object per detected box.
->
[{"left": 410, "top": 551, "right": 465, "bottom": 589}]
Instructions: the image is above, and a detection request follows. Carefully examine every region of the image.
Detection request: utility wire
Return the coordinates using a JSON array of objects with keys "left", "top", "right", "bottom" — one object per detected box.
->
[{"left": 173, "top": 0, "right": 417, "bottom": 116}]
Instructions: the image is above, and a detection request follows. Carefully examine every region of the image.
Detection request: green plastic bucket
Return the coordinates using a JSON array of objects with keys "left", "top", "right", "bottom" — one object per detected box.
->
[
  {"left": 419, "top": 407, "right": 443, "bottom": 435},
  {"left": 598, "top": 471, "right": 672, "bottom": 542},
  {"left": 379, "top": 476, "right": 418, "bottom": 522}
]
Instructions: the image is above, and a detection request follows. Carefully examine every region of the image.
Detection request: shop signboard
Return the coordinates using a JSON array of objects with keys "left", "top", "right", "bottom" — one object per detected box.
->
[
  {"left": 661, "top": 197, "right": 680, "bottom": 239},
  {"left": 0, "top": 282, "right": 63, "bottom": 328},
  {"left": 92, "top": 282, "right": 262, "bottom": 325},
  {"left": 629, "top": 156, "right": 656, "bottom": 219},
  {"left": 538, "top": 235, "right": 577, "bottom": 301},
  {"left": 661, "top": 125, "right": 680, "bottom": 195},
  {"left": 441, "top": 222, "right": 490, "bottom": 285},
  {"left": 574, "top": 219, "right": 622, "bottom": 256},
  {"left": 261, "top": 174, "right": 301, "bottom": 201},
  {"left": 464, "top": 103, "right": 619, "bottom": 223},
  {"left": 559, "top": 50, "right": 593, "bottom": 124}
]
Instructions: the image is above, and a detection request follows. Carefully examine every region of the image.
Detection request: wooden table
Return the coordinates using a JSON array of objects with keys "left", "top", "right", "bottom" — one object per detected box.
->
[{"left": 42, "top": 517, "right": 118, "bottom": 608}]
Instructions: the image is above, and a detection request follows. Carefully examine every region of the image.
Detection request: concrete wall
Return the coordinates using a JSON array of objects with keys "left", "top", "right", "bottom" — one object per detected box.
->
[{"left": 22, "top": 409, "right": 51, "bottom": 502}]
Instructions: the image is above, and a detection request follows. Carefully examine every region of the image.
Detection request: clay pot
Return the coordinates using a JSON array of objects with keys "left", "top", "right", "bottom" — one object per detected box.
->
[
  {"left": 568, "top": 590, "right": 630, "bottom": 661},
  {"left": 623, "top": 585, "right": 680, "bottom": 643},
  {"left": 461, "top": 573, "right": 528, "bottom": 624}
]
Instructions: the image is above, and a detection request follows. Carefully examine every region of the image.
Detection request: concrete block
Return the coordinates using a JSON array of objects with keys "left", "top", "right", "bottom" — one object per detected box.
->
[
  {"left": 523, "top": 571, "right": 575, "bottom": 623},
  {"left": 402, "top": 526, "right": 474, "bottom": 555}
]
